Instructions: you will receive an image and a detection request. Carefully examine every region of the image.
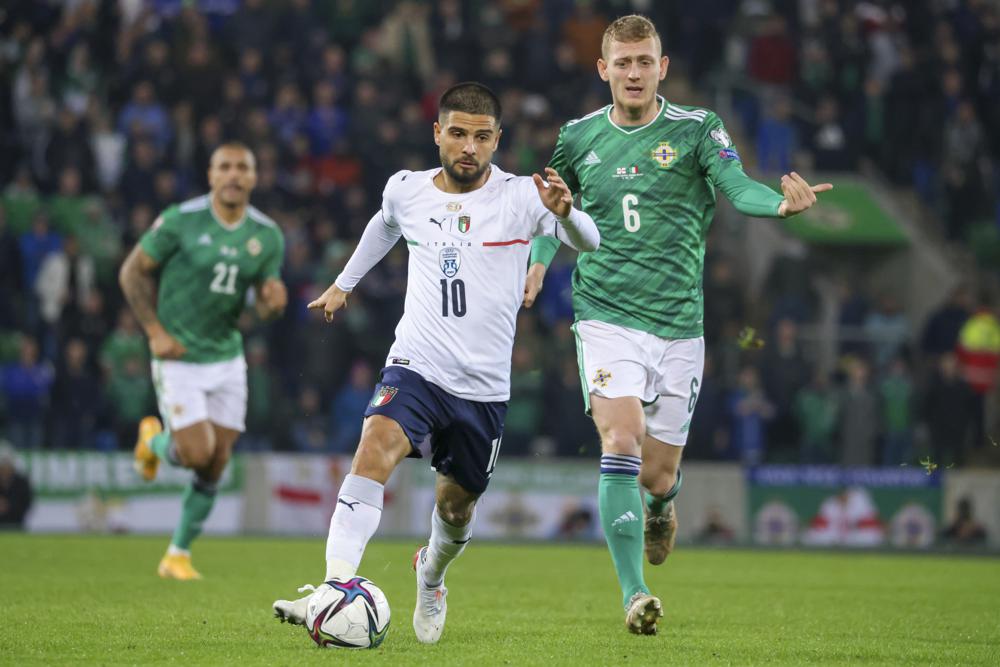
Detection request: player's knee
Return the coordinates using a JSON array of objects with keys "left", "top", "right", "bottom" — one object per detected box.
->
[
  {"left": 639, "top": 467, "right": 677, "bottom": 497},
  {"left": 600, "top": 428, "right": 643, "bottom": 457},
  {"left": 177, "top": 444, "right": 214, "bottom": 470}
]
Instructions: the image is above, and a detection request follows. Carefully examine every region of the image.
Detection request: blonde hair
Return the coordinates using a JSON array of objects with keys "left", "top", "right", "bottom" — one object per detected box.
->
[{"left": 601, "top": 15, "right": 661, "bottom": 60}]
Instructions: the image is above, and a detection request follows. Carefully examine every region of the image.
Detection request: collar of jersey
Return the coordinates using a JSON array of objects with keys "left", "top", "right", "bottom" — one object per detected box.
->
[
  {"left": 430, "top": 164, "right": 497, "bottom": 196},
  {"left": 604, "top": 96, "right": 666, "bottom": 135},
  {"left": 209, "top": 198, "right": 247, "bottom": 231}
]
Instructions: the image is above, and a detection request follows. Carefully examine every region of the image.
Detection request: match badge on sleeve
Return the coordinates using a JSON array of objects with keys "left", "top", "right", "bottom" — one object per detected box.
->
[
  {"left": 710, "top": 128, "right": 732, "bottom": 147},
  {"left": 592, "top": 369, "right": 612, "bottom": 388},
  {"left": 246, "top": 237, "right": 262, "bottom": 256},
  {"left": 651, "top": 142, "right": 678, "bottom": 169},
  {"left": 370, "top": 386, "right": 398, "bottom": 408}
]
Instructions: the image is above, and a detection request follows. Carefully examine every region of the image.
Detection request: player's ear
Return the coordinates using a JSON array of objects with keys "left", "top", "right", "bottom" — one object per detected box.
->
[
  {"left": 433, "top": 121, "right": 442, "bottom": 147},
  {"left": 597, "top": 58, "right": 609, "bottom": 82},
  {"left": 659, "top": 55, "right": 669, "bottom": 81}
]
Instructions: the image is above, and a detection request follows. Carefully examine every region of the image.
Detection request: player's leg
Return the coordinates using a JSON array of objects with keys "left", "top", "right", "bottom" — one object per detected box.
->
[
  {"left": 574, "top": 320, "right": 661, "bottom": 633},
  {"left": 639, "top": 336, "right": 704, "bottom": 565},
  {"left": 412, "top": 395, "right": 502, "bottom": 644},
  {"left": 275, "top": 366, "right": 432, "bottom": 626}
]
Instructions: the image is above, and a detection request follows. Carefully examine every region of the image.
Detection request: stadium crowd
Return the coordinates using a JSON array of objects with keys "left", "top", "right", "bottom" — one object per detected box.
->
[{"left": 1, "top": 0, "right": 998, "bottom": 467}]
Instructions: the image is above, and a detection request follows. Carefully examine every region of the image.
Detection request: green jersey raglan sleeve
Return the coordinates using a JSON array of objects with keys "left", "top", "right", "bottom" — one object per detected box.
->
[
  {"left": 698, "top": 113, "right": 784, "bottom": 218},
  {"left": 260, "top": 226, "right": 285, "bottom": 280},
  {"left": 139, "top": 206, "right": 183, "bottom": 264},
  {"left": 529, "top": 124, "right": 579, "bottom": 267}
]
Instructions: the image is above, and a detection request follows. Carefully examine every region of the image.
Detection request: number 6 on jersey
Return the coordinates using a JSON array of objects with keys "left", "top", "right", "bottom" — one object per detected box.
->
[{"left": 622, "top": 194, "right": 640, "bottom": 232}]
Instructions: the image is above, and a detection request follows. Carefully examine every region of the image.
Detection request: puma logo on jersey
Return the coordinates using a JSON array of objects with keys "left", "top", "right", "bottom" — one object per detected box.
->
[
  {"left": 428, "top": 217, "right": 445, "bottom": 230},
  {"left": 337, "top": 498, "right": 360, "bottom": 511},
  {"left": 583, "top": 150, "right": 602, "bottom": 165},
  {"left": 197, "top": 233, "right": 212, "bottom": 245}
]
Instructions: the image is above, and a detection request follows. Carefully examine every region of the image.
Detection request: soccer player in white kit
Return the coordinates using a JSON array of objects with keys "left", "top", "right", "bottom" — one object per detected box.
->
[{"left": 272, "top": 82, "right": 599, "bottom": 644}]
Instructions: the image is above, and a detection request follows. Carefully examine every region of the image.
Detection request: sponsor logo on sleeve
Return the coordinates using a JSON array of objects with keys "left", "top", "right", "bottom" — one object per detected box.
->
[
  {"left": 718, "top": 148, "right": 741, "bottom": 161},
  {"left": 710, "top": 127, "right": 732, "bottom": 147}
]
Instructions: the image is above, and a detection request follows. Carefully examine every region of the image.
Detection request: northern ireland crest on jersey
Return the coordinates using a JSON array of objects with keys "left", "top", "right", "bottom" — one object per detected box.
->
[
  {"left": 651, "top": 142, "right": 678, "bottom": 169},
  {"left": 370, "top": 386, "right": 398, "bottom": 408},
  {"left": 592, "top": 368, "right": 612, "bottom": 388},
  {"left": 710, "top": 128, "right": 732, "bottom": 148},
  {"left": 439, "top": 247, "right": 461, "bottom": 277},
  {"left": 246, "top": 237, "right": 262, "bottom": 256},
  {"left": 457, "top": 215, "right": 471, "bottom": 234}
]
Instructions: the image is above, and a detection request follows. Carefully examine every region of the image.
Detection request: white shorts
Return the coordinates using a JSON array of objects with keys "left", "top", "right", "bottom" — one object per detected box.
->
[
  {"left": 151, "top": 355, "right": 248, "bottom": 432},
  {"left": 573, "top": 320, "right": 705, "bottom": 445}
]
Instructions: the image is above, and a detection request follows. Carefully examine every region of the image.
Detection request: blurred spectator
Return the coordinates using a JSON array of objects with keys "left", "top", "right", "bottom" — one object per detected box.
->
[
  {"left": 924, "top": 352, "right": 975, "bottom": 466},
  {"left": 794, "top": 370, "right": 839, "bottom": 464},
  {"left": 561, "top": 1, "right": 606, "bottom": 71},
  {"left": 329, "top": 360, "right": 374, "bottom": 454},
  {"left": 956, "top": 303, "right": 1000, "bottom": 451},
  {"left": 244, "top": 338, "right": 278, "bottom": 452},
  {"left": 104, "top": 356, "right": 154, "bottom": 450},
  {"left": 0, "top": 442, "right": 33, "bottom": 529},
  {"left": 921, "top": 286, "right": 972, "bottom": 358},
  {"left": 879, "top": 356, "right": 914, "bottom": 466},
  {"left": 941, "top": 100, "right": 985, "bottom": 240},
  {"left": 117, "top": 81, "right": 171, "bottom": 150},
  {"left": 0, "top": 336, "right": 54, "bottom": 450},
  {"left": 49, "top": 338, "right": 103, "bottom": 449},
  {"left": 864, "top": 294, "right": 909, "bottom": 371},
  {"left": 756, "top": 95, "right": 795, "bottom": 175},
  {"left": 838, "top": 356, "right": 878, "bottom": 466},
  {"left": 291, "top": 385, "right": 330, "bottom": 453},
  {"left": 504, "top": 342, "right": 543, "bottom": 456},
  {"left": 940, "top": 497, "right": 988, "bottom": 546},
  {"left": 747, "top": 15, "right": 796, "bottom": 87},
  {"left": 35, "top": 235, "right": 95, "bottom": 340},
  {"left": 760, "top": 318, "right": 810, "bottom": 460},
  {"left": 0, "top": 208, "right": 24, "bottom": 328},
  {"left": 728, "top": 365, "right": 774, "bottom": 465},
  {"left": 687, "top": 353, "right": 729, "bottom": 461},
  {"left": 696, "top": 506, "right": 736, "bottom": 545},
  {"left": 18, "top": 211, "right": 62, "bottom": 303}
]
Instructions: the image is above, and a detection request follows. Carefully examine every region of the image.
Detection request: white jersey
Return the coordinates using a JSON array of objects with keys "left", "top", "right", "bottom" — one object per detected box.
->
[{"left": 337, "top": 165, "right": 593, "bottom": 401}]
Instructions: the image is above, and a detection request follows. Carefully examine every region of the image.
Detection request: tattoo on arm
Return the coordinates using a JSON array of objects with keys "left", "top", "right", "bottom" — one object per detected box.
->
[{"left": 119, "top": 246, "right": 160, "bottom": 331}]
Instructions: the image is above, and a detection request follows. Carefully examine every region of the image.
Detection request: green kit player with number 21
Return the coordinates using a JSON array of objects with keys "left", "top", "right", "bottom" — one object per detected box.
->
[
  {"left": 119, "top": 142, "right": 287, "bottom": 580},
  {"left": 524, "top": 15, "right": 831, "bottom": 635}
]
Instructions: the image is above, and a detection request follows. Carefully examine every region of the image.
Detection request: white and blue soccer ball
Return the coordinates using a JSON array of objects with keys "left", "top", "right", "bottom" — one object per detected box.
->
[{"left": 305, "top": 577, "right": 390, "bottom": 649}]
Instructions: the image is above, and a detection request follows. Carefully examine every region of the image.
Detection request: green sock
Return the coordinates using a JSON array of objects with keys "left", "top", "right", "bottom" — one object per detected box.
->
[
  {"left": 149, "top": 431, "right": 179, "bottom": 466},
  {"left": 598, "top": 463, "right": 648, "bottom": 608},
  {"left": 171, "top": 478, "right": 217, "bottom": 550},
  {"left": 646, "top": 468, "right": 683, "bottom": 515}
]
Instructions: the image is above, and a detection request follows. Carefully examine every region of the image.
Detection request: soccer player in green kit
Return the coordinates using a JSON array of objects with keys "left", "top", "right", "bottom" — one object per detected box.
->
[
  {"left": 525, "top": 16, "right": 831, "bottom": 634},
  {"left": 119, "top": 142, "right": 287, "bottom": 580}
]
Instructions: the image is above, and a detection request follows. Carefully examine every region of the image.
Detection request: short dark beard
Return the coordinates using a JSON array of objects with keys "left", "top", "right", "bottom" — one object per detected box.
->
[{"left": 442, "top": 156, "right": 488, "bottom": 185}]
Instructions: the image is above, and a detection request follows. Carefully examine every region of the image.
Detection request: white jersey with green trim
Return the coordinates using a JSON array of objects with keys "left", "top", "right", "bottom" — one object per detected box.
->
[{"left": 350, "top": 166, "right": 577, "bottom": 401}]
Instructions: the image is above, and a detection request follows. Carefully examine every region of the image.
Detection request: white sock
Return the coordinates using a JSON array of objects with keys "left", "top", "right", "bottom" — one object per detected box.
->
[
  {"left": 167, "top": 544, "right": 190, "bottom": 557},
  {"left": 325, "top": 473, "right": 384, "bottom": 581},
  {"left": 421, "top": 507, "right": 473, "bottom": 587}
]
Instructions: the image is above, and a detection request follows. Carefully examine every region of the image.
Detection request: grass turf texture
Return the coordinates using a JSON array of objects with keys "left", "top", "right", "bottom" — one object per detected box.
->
[{"left": 1, "top": 535, "right": 997, "bottom": 665}]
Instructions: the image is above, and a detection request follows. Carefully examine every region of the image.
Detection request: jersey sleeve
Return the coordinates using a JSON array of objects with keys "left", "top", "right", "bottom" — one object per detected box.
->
[
  {"left": 139, "top": 206, "right": 182, "bottom": 264},
  {"left": 380, "top": 169, "right": 411, "bottom": 228},
  {"left": 260, "top": 226, "right": 285, "bottom": 280},
  {"left": 697, "top": 113, "right": 784, "bottom": 218}
]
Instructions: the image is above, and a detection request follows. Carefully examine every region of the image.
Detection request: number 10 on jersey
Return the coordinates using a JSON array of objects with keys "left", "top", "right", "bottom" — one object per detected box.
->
[{"left": 440, "top": 279, "right": 467, "bottom": 317}]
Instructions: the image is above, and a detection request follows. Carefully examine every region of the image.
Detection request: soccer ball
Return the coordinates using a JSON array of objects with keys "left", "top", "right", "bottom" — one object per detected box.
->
[{"left": 305, "top": 577, "right": 390, "bottom": 649}]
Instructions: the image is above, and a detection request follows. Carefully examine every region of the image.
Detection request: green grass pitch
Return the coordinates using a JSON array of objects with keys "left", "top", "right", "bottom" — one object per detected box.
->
[{"left": 1, "top": 534, "right": 997, "bottom": 665}]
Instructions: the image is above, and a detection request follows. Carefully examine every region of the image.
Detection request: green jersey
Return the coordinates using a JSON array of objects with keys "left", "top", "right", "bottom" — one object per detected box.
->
[
  {"left": 531, "top": 98, "right": 783, "bottom": 339},
  {"left": 140, "top": 194, "right": 285, "bottom": 363}
]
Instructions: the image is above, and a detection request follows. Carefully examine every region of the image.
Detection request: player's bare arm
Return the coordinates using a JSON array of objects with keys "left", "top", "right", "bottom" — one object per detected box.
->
[
  {"left": 777, "top": 171, "right": 833, "bottom": 217},
  {"left": 119, "top": 240, "right": 186, "bottom": 359},
  {"left": 255, "top": 278, "right": 288, "bottom": 320}
]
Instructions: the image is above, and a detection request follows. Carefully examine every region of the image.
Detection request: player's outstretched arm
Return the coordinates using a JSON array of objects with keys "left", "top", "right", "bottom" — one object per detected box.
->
[
  {"left": 777, "top": 172, "right": 833, "bottom": 217},
  {"left": 532, "top": 167, "right": 599, "bottom": 252},
  {"left": 118, "top": 244, "right": 187, "bottom": 359},
  {"left": 255, "top": 278, "right": 288, "bottom": 320}
]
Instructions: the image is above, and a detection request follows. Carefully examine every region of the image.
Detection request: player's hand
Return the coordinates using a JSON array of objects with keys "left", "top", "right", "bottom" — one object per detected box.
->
[
  {"left": 147, "top": 324, "right": 187, "bottom": 359},
  {"left": 777, "top": 172, "right": 833, "bottom": 217},
  {"left": 523, "top": 262, "right": 546, "bottom": 308},
  {"left": 533, "top": 167, "right": 573, "bottom": 219},
  {"left": 308, "top": 282, "right": 349, "bottom": 322},
  {"left": 257, "top": 279, "right": 288, "bottom": 318}
]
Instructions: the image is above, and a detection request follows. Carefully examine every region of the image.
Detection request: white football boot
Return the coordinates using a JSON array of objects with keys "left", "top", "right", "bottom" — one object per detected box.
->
[
  {"left": 625, "top": 591, "right": 663, "bottom": 635},
  {"left": 273, "top": 584, "right": 317, "bottom": 625},
  {"left": 412, "top": 546, "right": 448, "bottom": 644}
]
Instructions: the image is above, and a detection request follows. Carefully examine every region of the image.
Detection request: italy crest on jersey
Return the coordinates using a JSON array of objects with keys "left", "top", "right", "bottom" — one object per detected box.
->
[
  {"left": 651, "top": 142, "right": 678, "bottom": 169},
  {"left": 370, "top": 386, "right": 398, "bottom": 408},
  {"left": 457, "top": 215, "right": 471, "bottom": 233}
]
